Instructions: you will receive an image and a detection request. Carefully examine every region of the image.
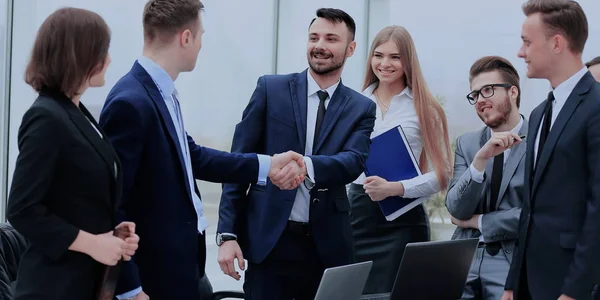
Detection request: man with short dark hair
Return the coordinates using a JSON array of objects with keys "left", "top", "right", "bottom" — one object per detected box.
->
[
  {"left": 502, "top": 0, "right": 600, "bottom": 299},
  {"left": 217, "top": 8, "right": 376, "bottom": 300},
  {"left": 99, "top": 0, "right": 305, "bottom": 299},
  {"left": 586, "top": 56, "right": 600, "bottom": 81},
  {"left": 446, "top": 55, "right": 526, "bottom": 300}
]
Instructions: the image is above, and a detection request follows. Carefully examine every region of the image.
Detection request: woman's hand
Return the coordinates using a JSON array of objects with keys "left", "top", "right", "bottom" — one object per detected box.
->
[
  {"left": 88, "top": 231, "right": 126, "bottom": 266},
  {"left": 364, "top": 176, "right": 404, "bottom": 201}
]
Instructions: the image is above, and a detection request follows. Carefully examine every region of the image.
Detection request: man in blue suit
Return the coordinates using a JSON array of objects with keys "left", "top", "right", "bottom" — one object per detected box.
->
[
  {"left": 217, "top": 8, "right": 377, "bottom": 300},
  {"left": 99, "top": 1, "right": 305, "bottom": 299}
]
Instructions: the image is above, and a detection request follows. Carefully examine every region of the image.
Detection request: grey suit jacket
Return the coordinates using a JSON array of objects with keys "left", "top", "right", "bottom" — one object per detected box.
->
[{"left": 445, "top": 118, "right": 528, "bottom": 263}]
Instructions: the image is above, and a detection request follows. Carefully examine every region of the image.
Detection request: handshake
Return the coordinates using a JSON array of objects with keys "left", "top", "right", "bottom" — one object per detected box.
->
[{"left": 267, "top": 151, "right": 307, "bottom": 190}]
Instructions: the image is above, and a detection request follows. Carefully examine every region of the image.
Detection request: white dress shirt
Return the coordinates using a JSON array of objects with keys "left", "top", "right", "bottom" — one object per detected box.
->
[
  {"left": 469, "top": 116, "right": 524, "bottom": 241},
  {"left": 533, "top": 67, "right": 588, "bottom": 165},
  {"left": 288, "top": 71, "right": 339, "bottom": 222},
  {"left": 352, "top": 83, "right": 441, "bottom": 199}
]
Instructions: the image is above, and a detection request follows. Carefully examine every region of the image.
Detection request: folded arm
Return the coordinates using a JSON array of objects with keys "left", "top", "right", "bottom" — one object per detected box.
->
[
  {"left": 480, "top": 208, "right": 521, "bottom": 242},
  {"left": 445, "top": 136, "right": 486, "bottom": 220}
]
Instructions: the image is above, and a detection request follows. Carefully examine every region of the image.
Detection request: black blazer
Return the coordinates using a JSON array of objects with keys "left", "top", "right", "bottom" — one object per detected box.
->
[
  {"left": 506, "top": 72, "right": 600, "bottom": 300},
  {"left": 6, "top": 87, "right": 122, "bottom": 300}
]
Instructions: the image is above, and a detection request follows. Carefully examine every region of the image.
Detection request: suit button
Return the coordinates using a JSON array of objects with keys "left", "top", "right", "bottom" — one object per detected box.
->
[{"left": 313, "top": 198, "right": 320, "bottom": 204}]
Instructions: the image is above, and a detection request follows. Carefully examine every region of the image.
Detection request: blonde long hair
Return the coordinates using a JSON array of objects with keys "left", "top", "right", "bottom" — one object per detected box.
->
[{"left": 363, "top": 26, "right": 452, "bottom": 190}]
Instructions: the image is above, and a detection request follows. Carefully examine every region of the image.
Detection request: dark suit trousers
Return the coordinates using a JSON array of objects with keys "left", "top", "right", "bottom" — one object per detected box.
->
[{"left": 243, "top": 229, "right": 324, "bottom": 300}]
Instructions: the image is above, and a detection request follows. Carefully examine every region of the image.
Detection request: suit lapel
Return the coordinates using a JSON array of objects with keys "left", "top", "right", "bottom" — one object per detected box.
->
[
  {"left": 532, "top": 73, "right": 594, "bottom": 195},
  {"left": 132, "top": 62, "right": 191, "bottom": 199},
  {"left": 495, "top": 118, "right": 528, "bottom": 209},
  {"left": 79, "top": 103, "right": 123, "bottom": 211},
  {"left": 313, "top": 84, "right": 351, "bottom": 153},
  {"left": 289, "top": 71, "right": 308, "bottom": 150},
  {"left": 62, "top": 100, "right": 120, "bottom": 209},
  {"left": 65, "top": 102, "right": 117, "bottom": 180},
  {"left": 526, "top": 105, "right": 544, "bottom": 188}
]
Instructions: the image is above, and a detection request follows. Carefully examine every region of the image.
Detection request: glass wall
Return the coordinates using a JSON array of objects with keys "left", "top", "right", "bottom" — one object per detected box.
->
[{"left": 0, "top": 0, "right": 12, "bottom": 221}]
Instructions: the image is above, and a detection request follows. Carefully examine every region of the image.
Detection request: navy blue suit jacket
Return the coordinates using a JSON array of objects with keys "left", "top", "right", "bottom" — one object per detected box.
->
[
  {"left": 218, "top": 70, "right": 376, "bottom": 267},
  {"left": 506, "top": 71, "right": 600, "bottom": 300},
  {"left": 99, "top": 62, "right": 261, "bottom": 298}
]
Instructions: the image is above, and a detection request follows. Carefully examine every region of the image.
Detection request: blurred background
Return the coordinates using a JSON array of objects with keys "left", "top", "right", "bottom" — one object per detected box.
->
[{"left": 0, "top": 0, "right": 599, "bottom": 291}]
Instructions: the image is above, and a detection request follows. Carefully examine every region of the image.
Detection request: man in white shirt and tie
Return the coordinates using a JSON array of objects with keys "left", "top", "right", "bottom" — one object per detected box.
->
[
  {"left": 216, "top": 8, "right": 376, "bottom": 300},
  {"left": 503, "top": 1, "right": 600, "bottom": 299}
]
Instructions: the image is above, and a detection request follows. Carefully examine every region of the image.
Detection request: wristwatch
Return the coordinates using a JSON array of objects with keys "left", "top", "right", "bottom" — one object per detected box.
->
[
  {"left": 216, "top": 233, "right": 237, "bottom": 246},
  {"left": 303, "top": 174, "right": 315, "bottom": 190}
]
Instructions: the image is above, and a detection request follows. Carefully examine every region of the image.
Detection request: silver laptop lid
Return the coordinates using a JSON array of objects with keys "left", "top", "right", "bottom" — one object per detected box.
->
[{"left": 314, "top": 261, "right": 373, "bottom": 300}]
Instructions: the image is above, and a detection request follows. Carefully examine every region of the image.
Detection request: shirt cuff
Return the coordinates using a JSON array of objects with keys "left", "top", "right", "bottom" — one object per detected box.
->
[
  {"left": 469, "top": 163, "right": 485, "bottom": 183},
  {"left": 256, "top": 154, "right": 271, "bottom": 186},
  {"left": 221, "top": 232, "right": 237, "bottom": 238},
  {"left": 478, "top": 215, "right": 484, "bottom": 242},
  {"left": 116, "top": 287, "right": 142, "bottom": 299}
]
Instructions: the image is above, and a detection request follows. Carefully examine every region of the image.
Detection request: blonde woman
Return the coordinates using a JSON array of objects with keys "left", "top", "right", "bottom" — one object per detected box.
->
[{"left": 349, "top": 26, "right": 452, "bottom": 294}]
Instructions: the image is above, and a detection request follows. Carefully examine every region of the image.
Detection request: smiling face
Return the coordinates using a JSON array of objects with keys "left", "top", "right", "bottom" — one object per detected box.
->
[
  {"left": 470, "top": 71, "right": 517, "bottom": 129},
  {"left": 370, "top": 40, "right": 405, "bottom": 86},
  {"left": 306, "top": 17, "right": 355, "bottom": 75}
]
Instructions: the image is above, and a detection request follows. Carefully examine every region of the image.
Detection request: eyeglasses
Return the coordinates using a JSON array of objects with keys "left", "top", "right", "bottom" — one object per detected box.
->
[{"left": 466, "top": 83, "right": 513, "bottom": 105}]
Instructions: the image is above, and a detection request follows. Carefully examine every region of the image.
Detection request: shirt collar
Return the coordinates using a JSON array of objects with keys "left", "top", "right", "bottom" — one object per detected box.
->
[
  {"left": 137, "top": 56, "right": 176, "bottom": 96},
  {"left": 552, "top": 67, "right": 588, "bottom": 104},
  {"left": 307, "top": 70, "right": 340, "bottom": 99},
  {"left": 364, "top": 82, "right": 413, "bottom": 100}
]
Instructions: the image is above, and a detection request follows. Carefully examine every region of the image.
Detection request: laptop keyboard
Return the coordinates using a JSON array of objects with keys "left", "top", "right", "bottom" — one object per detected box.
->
[{"left": 360, "top": 293, "right": 390, "bottom": 300}]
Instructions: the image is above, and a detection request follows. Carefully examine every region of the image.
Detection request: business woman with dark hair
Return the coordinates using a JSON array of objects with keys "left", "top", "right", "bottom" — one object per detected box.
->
[{"left": 6, "top": 7, "right": 139, "bottom": 300}]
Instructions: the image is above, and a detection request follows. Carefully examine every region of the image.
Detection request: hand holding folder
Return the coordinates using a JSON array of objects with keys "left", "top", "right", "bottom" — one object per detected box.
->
[{"left": 364, "top": 126, "right": 426, "bottom": 221}]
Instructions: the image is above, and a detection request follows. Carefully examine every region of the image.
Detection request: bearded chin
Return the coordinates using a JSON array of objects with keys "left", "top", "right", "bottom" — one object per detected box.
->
[
  {"left": 308, "top": 45, "right": 349, "bottom": 75},
  {"left": 481, "top": 97, "right": 512, "bottom": 129},
  {"left": 309, "top": 59, "right": 345, "bottom": 75}
]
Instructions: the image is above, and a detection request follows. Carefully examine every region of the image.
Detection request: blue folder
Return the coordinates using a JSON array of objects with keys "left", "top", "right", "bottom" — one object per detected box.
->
[{"left": 364, "top": 126, "right": 425, "bottom": 221}]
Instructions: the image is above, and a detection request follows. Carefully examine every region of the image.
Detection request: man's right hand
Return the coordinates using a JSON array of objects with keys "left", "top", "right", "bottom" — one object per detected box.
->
[
  {"left": 269, "top": 151, "right": 306, "bottom": 190},
  {"left": 473, "top": 132, "right": 523, "bottom": 171},
  {"left": 217, "top": 240, "right": 245, "bottom": 280},
  {"left": 501, "top": 290, "right": 513, "bottom": 300}
]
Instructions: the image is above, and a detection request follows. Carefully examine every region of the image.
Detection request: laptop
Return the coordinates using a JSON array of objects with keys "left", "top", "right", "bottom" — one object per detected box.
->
[
  {"left": 314, "top": 261, "right": 373, "bottom": 300},
  {"left": 361, "top": 238, "right": 479, "bottom": 300}
]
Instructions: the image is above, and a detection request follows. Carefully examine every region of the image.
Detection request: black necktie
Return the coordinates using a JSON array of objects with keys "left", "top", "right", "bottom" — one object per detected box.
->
[
  {"left": 313, "top": 90, "right": 328, "bottom": 150},
  {"left": 537, "top": 91, "right": 555, "bottom": 163},
  {"left": 485, "top": 152, "right": 504, "bottom": 256},
  {"left": 488, "top": 152, "right": 503, "bottom": 213}
]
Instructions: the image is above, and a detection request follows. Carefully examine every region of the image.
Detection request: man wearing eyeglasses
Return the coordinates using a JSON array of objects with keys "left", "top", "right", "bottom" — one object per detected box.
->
[
  {"left": 586, "top": 56, "right": 600, "bottom": 82},
  {"left": 445, "top": 56, "right": 527, "bottom": 300}
]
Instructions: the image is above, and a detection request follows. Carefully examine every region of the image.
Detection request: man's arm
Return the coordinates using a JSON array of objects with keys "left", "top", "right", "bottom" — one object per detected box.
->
[
  {"left": 445, "top": 136, "right": 486, "bottom": 220},
  {"left": 480, "top": 208, "right": 521, "bottom": 242},
  {"left": 560, "top": 106, "right": 600, "bottom": 299},
  {"left": 187, "top": 135, "right": 264, "bottom": 184},
  {"left": 217, "top": 76, "right": 268, "bottom": 235},
  {"left": 99, "top": 96, "right": 145, "bottom": 297},
  {"left": 307, "top": 101, "right": 376, "bottom": 187}
]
